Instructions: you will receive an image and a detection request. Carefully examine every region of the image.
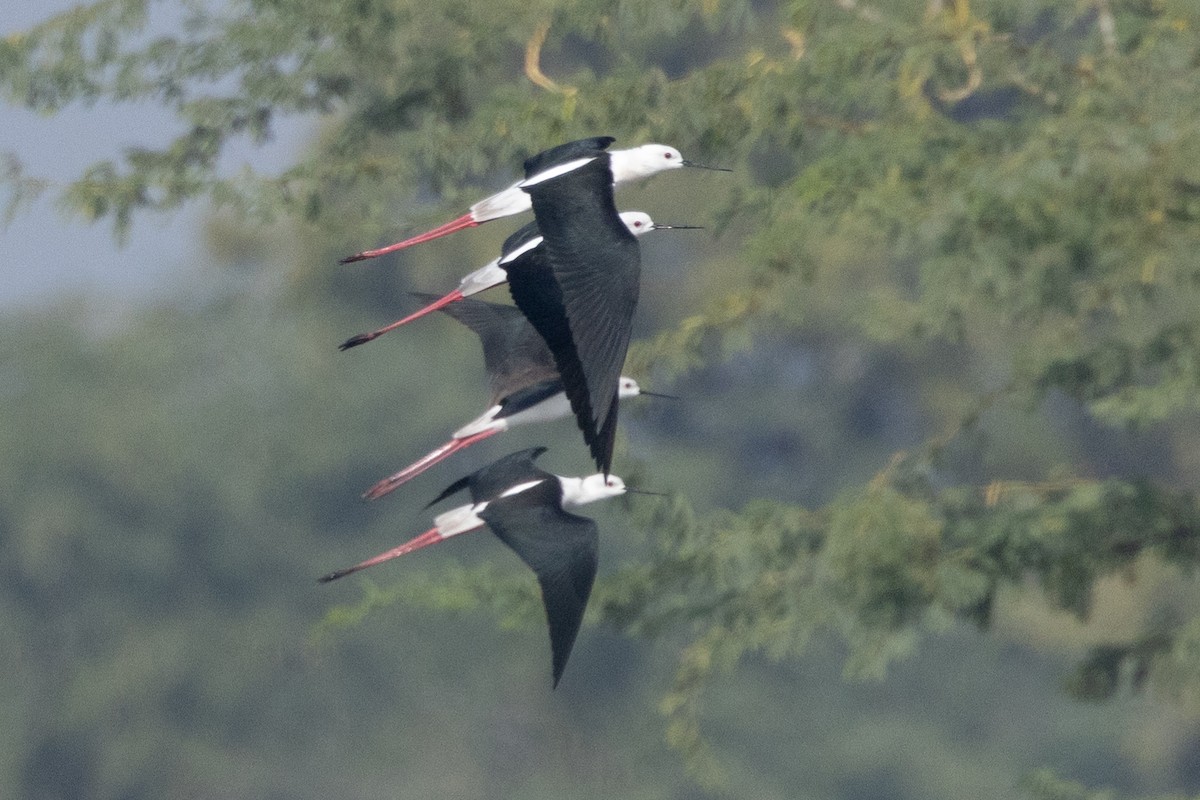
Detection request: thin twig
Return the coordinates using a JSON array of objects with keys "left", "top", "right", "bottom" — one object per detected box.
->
[{"left": 524, "top": 21, "right": 575, "bottom": 95}]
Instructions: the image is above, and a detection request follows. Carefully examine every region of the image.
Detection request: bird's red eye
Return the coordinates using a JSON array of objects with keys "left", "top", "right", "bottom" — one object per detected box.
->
[{"left": 664, "top": 152, "right": 673, "bottom": 159}]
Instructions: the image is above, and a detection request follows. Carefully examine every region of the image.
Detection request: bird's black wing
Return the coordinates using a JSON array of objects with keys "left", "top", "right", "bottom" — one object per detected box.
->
[
  {"left": 424, "top": 446, "right": 551, "bottom": 509},
  {"left": 423, "top": 473, "right": 474, "bottom": 510},
  {"left": 504, "top": 246, "right": 613, "bottom": 472},
  {"left": 523, "top": 136, "right": 616, "bottom": 179},
  {"left": 467, "top": 446, "right": 552, "bottom": 503},
  {"left": 480, "top": 481, "right": 600, "bottom": 688},
  {"left": 494, "top": 379, "right": 566, "bottom": 419},
  {"left": 413, "top": 293, "right": 560, "bottom": 404},
  {"left": 519, "top": 152, "right": 639, "bottom": 473},
  {"left": 499, "top": 219, "right": 543, "bottom": 259}
]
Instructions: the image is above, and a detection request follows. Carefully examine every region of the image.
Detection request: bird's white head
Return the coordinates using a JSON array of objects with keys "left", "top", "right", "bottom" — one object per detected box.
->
[
  {"left": 617, "top": 211, "right": 656, "bottom": 237},
  {"left": 616, "top": 377, "right": 679, "bottom": 402},
  {"left": 610, "top": 144, "right": 685, "bottom": 183},
  {"left": 617, "top": 377, "right": 643, "bottom": 398},
  {"left": 559, "top": 473, "right": 627, "bottom": 507}
]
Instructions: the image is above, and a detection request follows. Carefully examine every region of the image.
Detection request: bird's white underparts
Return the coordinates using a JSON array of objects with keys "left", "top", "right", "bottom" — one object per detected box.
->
[{"left": 362, "top": 375, "right": 651, "bottom": 500}]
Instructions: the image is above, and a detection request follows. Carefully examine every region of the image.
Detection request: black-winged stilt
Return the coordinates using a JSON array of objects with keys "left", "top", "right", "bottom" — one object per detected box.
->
[
  {"left": 338, "top": 211, "right": 697, "bottom": 350},
  {"left": 360, "top": 296, "right": 675, "bottom": 500},
  {"left": 338, "top": 136, "right": 726, "bottom": 263},
  {"left": 321, "top": 447, "right": 659, "bottom": 687},
  {"left": 508, "top": 140, "right": 647, "bottom": 474}
]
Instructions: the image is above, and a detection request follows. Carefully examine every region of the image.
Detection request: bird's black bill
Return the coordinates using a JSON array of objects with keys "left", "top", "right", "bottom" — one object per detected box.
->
[
  {"left": 626, "top": 488, "right": 670, "bottom": 498},
  {"left": 651, "top": 224, "right": 705, "bottom": 231},
  {"left": 680, "top": 160, "right": 732, "bottom": 172},
  {"left": 640, "top": 390, "right": 680, "bottom": 400}
]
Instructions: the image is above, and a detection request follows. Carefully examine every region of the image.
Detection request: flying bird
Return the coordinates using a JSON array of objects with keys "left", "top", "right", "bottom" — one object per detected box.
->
[
  {"left": 505, "top": 139, "right": 643, "bottom": 475},
  {"left": 338, "top": 136, "right": 727, "bottom": 263},
  {"left": 339, "top": 211, "right": 698, "bottom": 350},
  {"left": 360, "top": 295, "right": 676, "bottom": 500},
  {"left": 321, "top": 447, "right": 653, "bottom": 687}
]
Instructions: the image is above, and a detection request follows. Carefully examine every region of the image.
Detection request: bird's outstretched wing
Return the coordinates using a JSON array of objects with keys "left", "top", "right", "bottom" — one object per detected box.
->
[
  {"left": 504, "top": 247, "right": 616, "bottom": 472},
  {"left": 516, "top": 152, "right": 639, "bottom": 472},
  {"left": 414, "top": 294, "right": 560, "bottom": 404},
  {"left": 480, "top": 479, "right": 599, "bottom": 688}
]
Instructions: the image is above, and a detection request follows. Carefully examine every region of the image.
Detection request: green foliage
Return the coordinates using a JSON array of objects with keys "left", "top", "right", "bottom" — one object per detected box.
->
[
  {"left": 826, "top": 485, "right": 943, "bottom": 632},
  {"left": 6, "top": 0, "right": 1200, "bottom": 797}
]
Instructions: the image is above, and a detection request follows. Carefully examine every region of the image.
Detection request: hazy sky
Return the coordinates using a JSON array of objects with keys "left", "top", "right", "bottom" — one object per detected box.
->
[{"left": 2, "top": 1, "right": 312, "bottom": 311}]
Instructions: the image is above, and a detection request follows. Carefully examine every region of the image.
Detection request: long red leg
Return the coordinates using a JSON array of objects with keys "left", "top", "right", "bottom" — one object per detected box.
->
[
  {"left": 361, "top": 429, "right": 500, "bottom": 501},
  {"left": 339, "top": 290, "right": 466, "bottom": 350},
  {"left": 339, "top": 214, "right": 480, "bottom": 264},
  {"left": 318, "top": 527, "right": 445, "bottom": 583}
]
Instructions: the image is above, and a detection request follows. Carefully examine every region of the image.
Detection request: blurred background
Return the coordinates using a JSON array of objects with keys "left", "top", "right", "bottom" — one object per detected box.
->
[{"left": 5, "top": 1, "right": 1200, "bottom": 798}]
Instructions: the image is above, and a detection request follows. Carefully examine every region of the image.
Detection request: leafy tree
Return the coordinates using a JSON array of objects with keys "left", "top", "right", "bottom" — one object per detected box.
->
[{"left": 5, "top": 0, "right": 1200, "bottom": 796}]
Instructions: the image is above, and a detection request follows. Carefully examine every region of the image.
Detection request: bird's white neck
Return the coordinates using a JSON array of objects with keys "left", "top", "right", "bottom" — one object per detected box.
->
[
  {"left": 557, "top": 473, "right": 627, "bottom": 507},
  {"left": 610, "top": 144, "right": 682, "bottom": 183}
]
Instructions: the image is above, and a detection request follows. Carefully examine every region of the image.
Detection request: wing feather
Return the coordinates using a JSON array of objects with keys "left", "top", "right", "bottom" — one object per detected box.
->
[
  {"left": 515, "top": 152, "right": 640, "bottom": 472},
  {"left": 416, "top": 294, "right": 561, "bottom": 403},
  {"left": 480, "top": 487, "right": 599, "bottom": 688}
]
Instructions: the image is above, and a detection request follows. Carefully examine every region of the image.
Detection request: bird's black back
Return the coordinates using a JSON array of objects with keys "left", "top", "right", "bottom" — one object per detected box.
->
[
  {"left": 523, "top": 136, "right": 616, "bottom": 178},
  {"left": 423, "top": 446, "right": 550, "bottom": 509}
]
